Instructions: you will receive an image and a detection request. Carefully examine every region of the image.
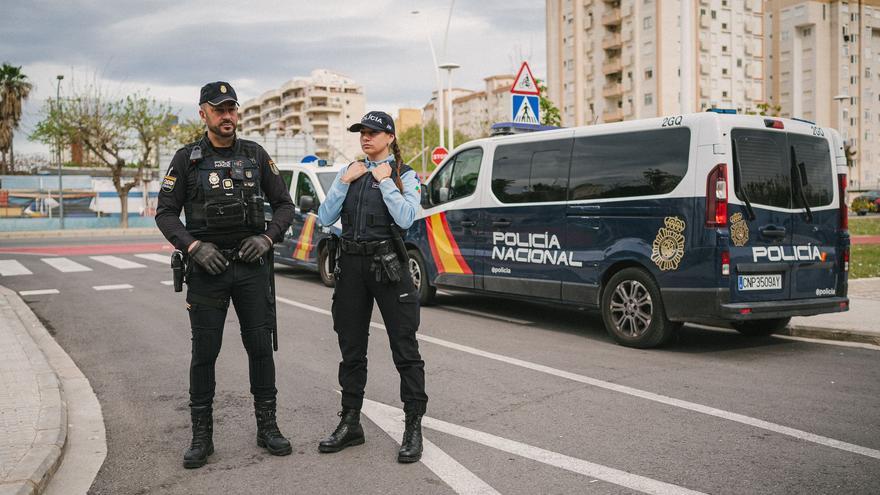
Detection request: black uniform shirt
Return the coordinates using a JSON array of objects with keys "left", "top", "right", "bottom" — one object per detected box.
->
[{"left": 155, "top": 136, "right": 295, "bottom": 251}]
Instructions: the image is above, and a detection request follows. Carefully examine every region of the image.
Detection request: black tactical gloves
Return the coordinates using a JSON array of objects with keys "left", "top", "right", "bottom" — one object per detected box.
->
[
  {"left": 189, "top": 241, "right": 227, "bottom": 275},
  {"left": 239, "top": 235, "right": 272, "bottom": 263}
]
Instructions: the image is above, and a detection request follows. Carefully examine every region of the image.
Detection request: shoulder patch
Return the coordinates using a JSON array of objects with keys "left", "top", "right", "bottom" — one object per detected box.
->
[
  {"left": 161, "top": 175, "right": 177, "bottom": 193},
  {"left": 268, "top": 159, "right": 279, "bottom": 176}
]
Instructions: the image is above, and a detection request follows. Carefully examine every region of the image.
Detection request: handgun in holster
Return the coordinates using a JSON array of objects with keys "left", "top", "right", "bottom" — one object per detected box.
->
[
  {"left": 327, "top": 234, "right": 340, "bottom": 277},
  {"left": 378, "top": 251, "right": 403, "bottom": 283},
  {"left": 171, "top": 250, "right": 185, "bottom": 292}
]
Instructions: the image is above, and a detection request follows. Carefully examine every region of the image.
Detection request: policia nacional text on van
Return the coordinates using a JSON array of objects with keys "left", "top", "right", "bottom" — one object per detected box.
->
[
  {"left": 155, "top": 81, "right": 295, "bottom": 468},
  {"left": 317, "top": 111, "right": 428, "bottom": 463}
]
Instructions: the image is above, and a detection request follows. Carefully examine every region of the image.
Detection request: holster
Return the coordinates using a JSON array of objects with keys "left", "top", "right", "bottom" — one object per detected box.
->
[
  {"left": 376, "top": 251, "right": 403, "bottom": 284},
  {"left": 171, "top": 250, "right": 185, "bottom": 292},
  {"left": 327, "top": 234, "right": 339, "bottom": 276}
]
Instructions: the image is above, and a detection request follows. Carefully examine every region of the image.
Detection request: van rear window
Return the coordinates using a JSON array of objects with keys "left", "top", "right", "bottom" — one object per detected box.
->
[{"left": 731, "top": 130, "right": 834, "bottom": 208}]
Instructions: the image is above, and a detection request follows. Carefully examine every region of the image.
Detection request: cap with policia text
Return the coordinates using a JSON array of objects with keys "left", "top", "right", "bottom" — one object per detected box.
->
[
  {"left": 199, "top": 81, "right": 238, "bottom": 106},
  {"left": 348, "top": 111, "right": 395, "bottom": 134}
]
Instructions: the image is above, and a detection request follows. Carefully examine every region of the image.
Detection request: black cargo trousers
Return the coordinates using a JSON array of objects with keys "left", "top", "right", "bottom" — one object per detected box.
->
[
  {"left": 186, "top": 254, "right": 276, "bottom": 408},
  {"left": 332, "top": 249, "right": 428, "bottom": 415}
]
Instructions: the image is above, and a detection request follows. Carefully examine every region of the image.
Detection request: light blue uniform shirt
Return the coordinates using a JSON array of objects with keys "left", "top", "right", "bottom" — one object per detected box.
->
[{"left": 317, "top": 155, "right": 422, "bottom": 230}]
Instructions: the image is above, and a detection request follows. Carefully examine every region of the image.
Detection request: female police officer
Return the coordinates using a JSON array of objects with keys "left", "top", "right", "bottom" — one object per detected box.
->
[{"left": 317, "top": 111, "right": 427, "bottom": 463}]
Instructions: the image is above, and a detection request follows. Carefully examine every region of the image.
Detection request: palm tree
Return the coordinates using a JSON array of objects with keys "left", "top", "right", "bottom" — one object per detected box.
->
[{"left": 0, "top": 63, "right": 34, "bottom": 174}]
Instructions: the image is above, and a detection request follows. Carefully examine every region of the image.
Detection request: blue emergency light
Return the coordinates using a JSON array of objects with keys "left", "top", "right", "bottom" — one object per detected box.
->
[{"left": 707, "top": 108, "right": 737, "bottom": 114}]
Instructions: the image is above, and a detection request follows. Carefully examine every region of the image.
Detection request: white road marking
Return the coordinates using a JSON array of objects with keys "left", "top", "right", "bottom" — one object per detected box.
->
[
  {"left": 135, "top": 253, "right": 170, "bottom": 264},
  {"left": 19, "top": 289, "right": 60, "bottom": 296},
  {"left": 0, "top": 260, "right": 32, "bottom": 276},
  {"left": 361, "top": 399, "right": 501, "bottom": 495},
  {"left": 42, "top": 257, "right": 92, "bottom": 273},
  {"left": 276, "top": 296, "right": 880, "bottom": 461},
  {"left": 437, "top": 306, "right": 533, "bottom": 325},
  {"left": 92, "top": 284, "right": 134, "bottom": 291},
  {"left": 89, "top": 256, "right": 146, "bottom": 269},
  {"left": 160, "top": 280, "right": 174, "bottom": 286},
  {"left": 773, "top": 334, "right": 880, "bottom": 351}
]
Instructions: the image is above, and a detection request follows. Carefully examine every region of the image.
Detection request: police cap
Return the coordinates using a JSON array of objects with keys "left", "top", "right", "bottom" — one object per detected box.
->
[
  {"left": 199, "top": 81, "right": 238, "bottom": 106},
  {"left": 348, "top": 111, "right": 395, "bottom": 134}
]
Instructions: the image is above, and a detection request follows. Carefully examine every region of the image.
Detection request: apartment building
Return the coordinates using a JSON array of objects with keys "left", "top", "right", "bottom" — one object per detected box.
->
[
  {"left": 766, "top": 0, "right": 880, "bottom": 190},
  {"left": 546, "top": 0, "right": 765, "bottom": 126},
  {"left": 238, "top": 70, "right": 365, "bottom": 161},
  {"left": 422, "top": 75, "right": 515, "bottom": 139}
]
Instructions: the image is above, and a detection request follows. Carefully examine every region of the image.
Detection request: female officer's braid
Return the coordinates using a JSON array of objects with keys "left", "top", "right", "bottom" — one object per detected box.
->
[{"left": 390, "top": 138, "right": 405, "bottom": 193}]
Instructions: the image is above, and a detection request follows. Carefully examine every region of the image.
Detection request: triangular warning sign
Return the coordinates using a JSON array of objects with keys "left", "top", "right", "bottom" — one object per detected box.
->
[
  {"left": 510, "top": 62, "right": 540, "bottom": 95},
  {"left": 513, "top": 96, "right": 539, "bottom": 124}
]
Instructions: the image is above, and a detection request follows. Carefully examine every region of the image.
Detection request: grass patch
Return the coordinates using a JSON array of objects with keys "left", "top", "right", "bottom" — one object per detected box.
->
[
  {"left": 849, "top": 216, "right": 880, "bottom": 236},
  {"left": 851, "top": 244, "right": 880, "bottom": 279}
]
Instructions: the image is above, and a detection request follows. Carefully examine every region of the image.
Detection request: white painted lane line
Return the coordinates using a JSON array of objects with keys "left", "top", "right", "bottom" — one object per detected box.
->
[
  {"left": 0, "top": 260, "right": 32, "bottom": 276},
  {"left": 42, "top": 257, "right": 92, "bottom": 273},
  {"left": 89, "top": 256, "right": 146, "bottom": 269},
  {"left": 135, "top": 253, "right": 170, "bottom": 264},
  {"left": 773, "top": 334, "right": 880, "bottom": 351},
  {"left": 93, "top": 284, "right": 134, "bottom": 291},
  {"left": 361, "top": 399, "right": 501, "bottom": 495},
  {"left": 437, "top": 306, "right": 533, "bottom": 325},
  {"left": 19, "top": 289, "right": 60, "bottom": 296},
  {"left": 160, "top": 280, "right": 174, "bottom": 286},
  {"left": 276, "top": 296, "right": 880, "bottom": 461}
]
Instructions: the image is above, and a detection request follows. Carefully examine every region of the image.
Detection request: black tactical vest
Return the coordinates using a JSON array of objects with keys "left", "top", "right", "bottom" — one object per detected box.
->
[
  {"left": 183, "top": 138, "right": 265, "bottom": 239},
  {"left": 340, "top": 161, "right": 413, "bottom": 241}
]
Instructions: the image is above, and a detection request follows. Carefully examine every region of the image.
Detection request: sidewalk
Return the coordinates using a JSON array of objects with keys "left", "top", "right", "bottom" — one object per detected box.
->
[
  {"left": 0, "top": 227, "right": 160, "bottom": 240},
  {"left": 787, "top": 277, "right": 880, "bottom": 346}
]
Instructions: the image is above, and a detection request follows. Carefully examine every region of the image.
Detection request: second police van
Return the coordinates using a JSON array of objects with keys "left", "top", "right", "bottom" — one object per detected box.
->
[{"left": 401, "top": 111, "right": 851, "bottom": 348}]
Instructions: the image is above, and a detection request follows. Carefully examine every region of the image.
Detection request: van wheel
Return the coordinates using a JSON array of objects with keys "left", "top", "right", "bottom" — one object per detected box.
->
[
  {"left": 731, "top": 317, "right": 791, "bottom": 336},
  {"left": 601, "top": 268, "right": 678, "bottom": 348},
  {"left": 318, "top": 245, "right": 335, "bottom": 287},
  {"left": 408, "top": 249, "right": 436, "bottom": 306}
]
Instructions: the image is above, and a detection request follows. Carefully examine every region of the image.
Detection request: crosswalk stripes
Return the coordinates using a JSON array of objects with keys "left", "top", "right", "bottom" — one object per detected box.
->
[
  {"left": 134, "top": 253, "right": 170, "bottom": 264},
  {"left": 0, "top": 260, "right": 33, "bottom": 276},
  {"left": 89, "top": 256, "right": 147, "bottom": 270},
  {"left": 41, "top": 257, "right": 92, "bottom": 273}
]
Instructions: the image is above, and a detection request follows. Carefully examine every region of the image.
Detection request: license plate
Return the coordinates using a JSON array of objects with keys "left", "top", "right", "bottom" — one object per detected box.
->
[{"left": 738, "top": 274, "right": 783, "bottom": 291}]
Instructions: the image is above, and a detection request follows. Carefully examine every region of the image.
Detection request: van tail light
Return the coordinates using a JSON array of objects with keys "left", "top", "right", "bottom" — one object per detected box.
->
[
  {"left": 706, "top": 164, "right": 728, "bottom": 227},
  {"left": 838, "top": 173, "right": 848, "bottom": 231},
  {"left": 721, "top": 250, "right": 730, "bottom": 276},
  {"left": 843, "top": 248, "right": 850, "bottom": 272}
]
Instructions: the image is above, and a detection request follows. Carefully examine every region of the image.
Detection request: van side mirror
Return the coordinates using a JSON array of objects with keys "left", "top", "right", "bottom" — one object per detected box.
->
[
  {"left": 438, "top": 186, "right": 450, "bottom": 203},
  {"left": 299, "top": 195, "right": 315, "bottom": 213}
]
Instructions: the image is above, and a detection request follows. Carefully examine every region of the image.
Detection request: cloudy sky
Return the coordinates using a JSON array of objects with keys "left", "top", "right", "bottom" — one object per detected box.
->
[{"left": 2, "top": 0, "right": 546, "bottom": 157}]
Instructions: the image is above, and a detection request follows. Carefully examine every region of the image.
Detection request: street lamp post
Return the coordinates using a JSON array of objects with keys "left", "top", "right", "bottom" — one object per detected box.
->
[
  {"left": 56, "top": 75, "right": 64, "bottom": 229},
  {"left": 439, "top": 63, "right": 460, "bottom": 151}
]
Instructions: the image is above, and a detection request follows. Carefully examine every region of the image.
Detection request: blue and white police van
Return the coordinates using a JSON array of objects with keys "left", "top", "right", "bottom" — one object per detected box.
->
[
  {"left": 272, "top": 161, "right": 344, "bottom": 286},
  {"left": 402, "top": 111, "right": 850, "bottom": 348}
]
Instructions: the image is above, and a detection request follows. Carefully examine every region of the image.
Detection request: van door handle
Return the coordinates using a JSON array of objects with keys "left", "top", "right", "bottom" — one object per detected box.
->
[
  {"left": 460, "top": 220, "right": 476, "bottom": 227},
  {"left": 492, "top": 220, "right": 511, "bottom": 228},
  {"left": 760, "top": 225, "right": 787, "bottom": 238}
]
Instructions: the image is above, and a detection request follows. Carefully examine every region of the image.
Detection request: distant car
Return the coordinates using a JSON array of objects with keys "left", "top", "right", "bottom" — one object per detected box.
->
[
  {"left": 852, "top": 190, "right": 880, "bottom": 215},
  {"left": 271, "top": 161, "right": 346, "bottom": 286}
]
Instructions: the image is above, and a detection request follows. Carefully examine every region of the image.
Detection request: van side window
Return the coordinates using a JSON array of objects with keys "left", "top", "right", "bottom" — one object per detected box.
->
[
  {"left": 280, "top": 170, "right": 294, "bottom": 191},
  {"left": 789, "top": 135, "right": 834, "bottom": 207},
  {"left": 491, "top": 138, "right": 572, "bottom": 203},
  {"left": 569, "top": 128, "right": 689, "bottom": 200},
  {"left": 294, "top": 173, "right": 320, "bottom": 209},
  {"left": 732, "top": 130, "right": 790, "bottom": 208},
  {"left": 428, "top": 148, "right": 483, "bottom": 206}
]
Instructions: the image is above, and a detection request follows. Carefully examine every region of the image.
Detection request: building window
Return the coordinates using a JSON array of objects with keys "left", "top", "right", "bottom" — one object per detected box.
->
[
  {"left": 722, "top": 91, "right": 728, "bottom": 98},
  {"left": 722, "top": 68, "right": 728, "bottom": 75},
  {"left": 737, "top": 58, "right": 742, "bottom": 68},
  {"left": 643, "top": 16, "right": 653, "bottom": 29},
  {"left": 645, "top": 93, "right": 653, "bottom": 105},
  {"left": 867, "top": 68, "right": 872, "bottom": 78},
  {"left": 803, "top": 27, "right": 811, "bottom": 37},
  {"left": 722, "top": 23, "right": 728, "bottom": 30},
  {"left": 645, "top": 68, "right": 653, "bottom": 79},
  {"left": 722, "top": 45, "right": 728, "bottom": 53}
]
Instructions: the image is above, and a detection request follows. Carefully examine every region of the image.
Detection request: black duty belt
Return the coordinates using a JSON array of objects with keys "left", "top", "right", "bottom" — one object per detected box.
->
[{"left": 339, "top": 239, "right": 394, "bottom": 256}]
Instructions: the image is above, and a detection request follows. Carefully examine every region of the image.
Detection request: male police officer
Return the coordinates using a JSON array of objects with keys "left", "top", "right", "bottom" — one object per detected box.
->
[{"left": 156, "top": 81, "right": 295, "bottom": 469}]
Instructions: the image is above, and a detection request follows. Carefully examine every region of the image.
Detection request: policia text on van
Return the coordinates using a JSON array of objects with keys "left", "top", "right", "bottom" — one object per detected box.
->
[{"left": 402, "top": 112, "right": 849, "bottom": 348}]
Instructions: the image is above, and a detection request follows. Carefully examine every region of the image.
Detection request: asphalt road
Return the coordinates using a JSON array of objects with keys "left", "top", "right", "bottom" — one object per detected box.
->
[{"left": 2, "top": 235, "right": 879, "bottom": 494}]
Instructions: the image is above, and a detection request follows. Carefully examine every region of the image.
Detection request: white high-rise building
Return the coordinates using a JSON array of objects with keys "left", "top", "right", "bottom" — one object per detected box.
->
[
  {"left": 546, "top": 0, "right": 765, "bottom": 126},
  {"left": 239, "top": 70, "right": 365, "bottom": 161},
  {"left": 766, "top": 0, "right": 880, "bottom": 190}
]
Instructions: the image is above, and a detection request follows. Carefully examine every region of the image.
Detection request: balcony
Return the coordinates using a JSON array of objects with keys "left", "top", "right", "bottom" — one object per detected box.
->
[
  {"left": 602, "top": 59, "right": 623, "bottom": 75},
  {"left": 602, "top": 34, "right": 622, "bottom": 50},
  {"left": 601, "top": 11, "right": 622, "bottom": 26},
  {"left": 306, "top": 104, "right": 343, "bottom": 113},
  {"left": 602, "top": 83, "right": 623, "bottom": 97},
  {"left": 602, "top": 109, "right": 624, "bottom": 122}
]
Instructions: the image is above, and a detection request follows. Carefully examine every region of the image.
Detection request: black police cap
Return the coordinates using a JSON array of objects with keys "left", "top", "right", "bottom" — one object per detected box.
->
[
  {"left": 348, "top": 111, "right": 395, "bottom": 134},
  {"left": 199, "top": 81, "right": 238, "bottom": 106}
]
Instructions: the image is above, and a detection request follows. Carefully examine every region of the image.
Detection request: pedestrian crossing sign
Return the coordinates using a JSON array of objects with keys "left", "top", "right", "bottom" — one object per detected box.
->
[{"left": 512, "top": 94, "right": 540, "bottom": 125}]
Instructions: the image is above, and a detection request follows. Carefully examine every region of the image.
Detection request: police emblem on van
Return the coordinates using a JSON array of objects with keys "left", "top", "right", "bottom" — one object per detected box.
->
[
  {"left": 730, "top": 212, "right": 749, "bottom": 247},
  {"left": 651, "top": 217, "right": 686, "bottom": 271}
]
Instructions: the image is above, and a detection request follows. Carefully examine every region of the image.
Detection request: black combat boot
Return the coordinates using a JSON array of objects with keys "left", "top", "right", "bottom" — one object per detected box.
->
[
  {"left": 397, "top": 413, "right": 423, "bottom": 463},
  {"left": 318, "top": 409, "right": 365, "bottom": 453},
  {"left": 183, "top": 406, "right": 214, "bottom": 469},
  {"left": 255, "top": 400, "right": 292, "bottom": 456}
]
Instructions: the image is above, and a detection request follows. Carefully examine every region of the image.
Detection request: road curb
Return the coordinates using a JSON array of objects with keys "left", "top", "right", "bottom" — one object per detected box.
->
[
  {"left": 0, "top": 227, "right": 160, "bottom": 240},
  {"left": 781, "top": 324, "right": 880, "bottom": 346},
  {"left": 0, "top": 286, "right": 68, "bottom": 495}
]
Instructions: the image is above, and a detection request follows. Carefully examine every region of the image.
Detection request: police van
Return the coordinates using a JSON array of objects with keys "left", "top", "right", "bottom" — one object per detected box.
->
[
  {"left": 272, "top": 161, "right": 344, "bottom": 286},
  {"left": 403, "top": 112, "right": 850, "bottom": 348}
]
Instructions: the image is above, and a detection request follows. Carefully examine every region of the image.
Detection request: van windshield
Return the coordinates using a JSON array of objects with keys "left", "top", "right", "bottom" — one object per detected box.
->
[{"left": 731, "top": 129, "right": 833, "bottom": 209}]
